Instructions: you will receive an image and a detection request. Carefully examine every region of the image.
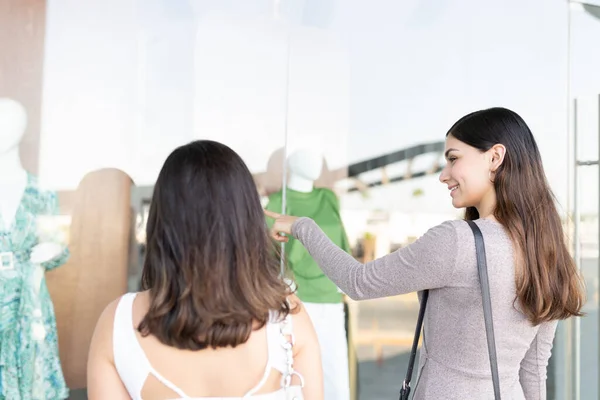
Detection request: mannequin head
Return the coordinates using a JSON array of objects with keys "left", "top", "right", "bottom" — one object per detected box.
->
[
  {"left": 287, "top": 147, "right": 324, "bottom": 182},
  {"left": 0, "top": 98, "right": 27, "bottom": 154}
]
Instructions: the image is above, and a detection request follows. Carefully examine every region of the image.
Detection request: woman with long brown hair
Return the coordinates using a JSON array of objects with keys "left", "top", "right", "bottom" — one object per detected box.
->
[
  {"left": 87, "top": 140, "right": 322, "bottom": 399},
  {"left": 266, "top": 107, "right": 585, "bottom": 399}
]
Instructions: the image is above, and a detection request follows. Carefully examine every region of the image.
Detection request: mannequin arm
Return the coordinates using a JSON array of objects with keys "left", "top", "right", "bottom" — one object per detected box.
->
[
  {"left": 32, "top": 242, "right": 69, "bottom": 270},
  {"left": 37, "top": 191, "right": 70, "bottom": 270}
]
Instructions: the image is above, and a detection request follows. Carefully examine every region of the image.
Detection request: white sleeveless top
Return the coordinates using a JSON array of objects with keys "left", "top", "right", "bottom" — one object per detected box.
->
[{"left": 113, "top": 293, "right": 304, "bottom": 400}]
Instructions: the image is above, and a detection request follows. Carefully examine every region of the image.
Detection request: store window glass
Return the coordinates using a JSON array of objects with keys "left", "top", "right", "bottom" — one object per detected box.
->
[{"left": 2, "top": 0, "right": 597, "bottom": 398}]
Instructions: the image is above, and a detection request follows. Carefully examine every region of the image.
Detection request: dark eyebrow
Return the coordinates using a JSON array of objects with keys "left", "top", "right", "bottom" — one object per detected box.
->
[{"left": 444, "top": 148, "right": 459, "bottom": 158}]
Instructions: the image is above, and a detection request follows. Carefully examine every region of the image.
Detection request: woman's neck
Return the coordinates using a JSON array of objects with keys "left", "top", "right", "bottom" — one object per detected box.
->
[{"left": 476, "top": 189, "right": 497, "bottom": 220}]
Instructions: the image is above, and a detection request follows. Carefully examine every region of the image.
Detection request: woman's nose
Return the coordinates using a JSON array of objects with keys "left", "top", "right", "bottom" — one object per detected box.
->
[{"left": 439, "top": 167, "right": 448, "bottom": 183}]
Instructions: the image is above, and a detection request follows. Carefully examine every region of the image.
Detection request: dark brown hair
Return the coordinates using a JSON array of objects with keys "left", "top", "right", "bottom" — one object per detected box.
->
[
  {"left": 448, "top": 107, "right": 585, "bottom": 325},
  {"left": 138, "top": 140, "right": 291, "bottom": 350}
]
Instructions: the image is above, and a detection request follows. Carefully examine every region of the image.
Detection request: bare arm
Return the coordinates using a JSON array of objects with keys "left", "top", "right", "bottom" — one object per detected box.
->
[
  {"left": 291, "top": 218, "right": 459, "bottom": 300},
  {"left": 289, "top": 295, "right": 324, "bottom": 400},
  {"left": 519, "top": 320, "right": 558, "bottom": 399},
  {"left": 87, "top": 298, "right": 131, "bottom": 400}
]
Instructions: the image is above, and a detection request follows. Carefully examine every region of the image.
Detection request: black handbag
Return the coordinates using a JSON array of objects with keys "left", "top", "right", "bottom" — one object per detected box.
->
[{"left": 399, "top": 220, "right": 501, "bottom": 400}]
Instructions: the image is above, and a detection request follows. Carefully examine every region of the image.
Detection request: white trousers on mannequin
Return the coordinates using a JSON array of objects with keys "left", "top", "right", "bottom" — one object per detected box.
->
[{"left": 303, "top": 302, "right": 350, "bottom": 400}]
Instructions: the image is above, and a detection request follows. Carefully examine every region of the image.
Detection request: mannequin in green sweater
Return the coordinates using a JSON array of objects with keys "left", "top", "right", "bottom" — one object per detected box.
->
[{"left": 266, "top": 147, "right": 350, "bottom": 400}]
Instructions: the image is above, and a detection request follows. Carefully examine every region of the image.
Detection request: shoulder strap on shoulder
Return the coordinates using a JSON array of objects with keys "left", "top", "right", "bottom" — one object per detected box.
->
[{"left": 466, "top": 220, "right": 501, "bottom": 400}]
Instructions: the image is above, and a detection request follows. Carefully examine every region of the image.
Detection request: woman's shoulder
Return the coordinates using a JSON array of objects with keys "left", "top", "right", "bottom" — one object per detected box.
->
[
  {"left": 93, "top": 292, "right": 145, "bottom": 339},
  {"left": 89, "top": 293, "right": 132, "bottom": 366},
  {"left": 281, "top": 295, "right": 319, "bottom": 355},
  {"left": 269, "top": 294, "right": 307, "bottom": 324},
  {"left": 426, "top": 219, "right": 507, "bottom": 241},
  {"left": 415, "top": 219, "right": 462, "bottom": 247},
  {"left": 268, "top": 295, "right": 315, "bottom": 341}
]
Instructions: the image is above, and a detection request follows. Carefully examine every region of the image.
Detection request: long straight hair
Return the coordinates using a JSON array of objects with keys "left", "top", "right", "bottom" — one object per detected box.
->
[{"left": 448, "top": 107, "right": 585, "bottom": 325}]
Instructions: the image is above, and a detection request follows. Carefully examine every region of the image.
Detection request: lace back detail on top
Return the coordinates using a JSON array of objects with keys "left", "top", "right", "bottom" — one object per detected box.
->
[{"left": 279, "top": 314, "right": 305, "bottom": 392}]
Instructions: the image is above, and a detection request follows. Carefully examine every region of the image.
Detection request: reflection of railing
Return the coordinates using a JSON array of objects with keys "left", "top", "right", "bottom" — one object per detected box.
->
[
  {"left": 348, "top": 168, "right": 443, "bottom": 193},
  {"left": 347, "top": 141, "right": 444, "bottom": 192},
  {"left": 348, "top": 142, "right": 444, "bottom": 177}
]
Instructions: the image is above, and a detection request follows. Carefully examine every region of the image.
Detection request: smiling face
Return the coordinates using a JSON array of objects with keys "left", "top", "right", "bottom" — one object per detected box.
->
[{"left": 439, "top": 134, "right": 495, "bottom": 211}]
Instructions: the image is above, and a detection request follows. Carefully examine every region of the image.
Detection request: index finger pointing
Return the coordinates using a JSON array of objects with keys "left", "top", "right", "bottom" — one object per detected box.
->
[{"left": 264, "top": 209, "right": 282, "bottom": 219}]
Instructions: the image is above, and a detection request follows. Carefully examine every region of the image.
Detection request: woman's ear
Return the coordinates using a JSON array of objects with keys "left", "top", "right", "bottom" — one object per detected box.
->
[{"left": 490, "top": 144, "right": 506, "bottom": 172}]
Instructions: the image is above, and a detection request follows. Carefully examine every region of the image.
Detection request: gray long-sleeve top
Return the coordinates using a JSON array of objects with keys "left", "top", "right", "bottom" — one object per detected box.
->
[{"left": 292, "top": 217, "right": 557, "bottom": 399}]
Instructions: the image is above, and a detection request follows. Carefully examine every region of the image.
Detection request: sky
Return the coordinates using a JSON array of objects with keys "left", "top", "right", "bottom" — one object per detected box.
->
[{"left": 38, "top": 0, "right": 600, "bottom": 214}]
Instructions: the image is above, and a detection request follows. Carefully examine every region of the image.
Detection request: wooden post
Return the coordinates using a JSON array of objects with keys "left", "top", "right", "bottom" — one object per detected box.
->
[
  {"left": 46, "top": 169, "right": 133, "bottom": 389},
  {"left": 0, "top": 0, "right": 47, "bottom": 174}
]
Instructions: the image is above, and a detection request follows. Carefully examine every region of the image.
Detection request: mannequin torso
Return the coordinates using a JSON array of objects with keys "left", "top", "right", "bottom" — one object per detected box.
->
[
  {"left": 0, "top": 98, "right": 63, "bottom": 264},
  {"left": 267, "top": 146, "right": 349, "bottom": 302}
]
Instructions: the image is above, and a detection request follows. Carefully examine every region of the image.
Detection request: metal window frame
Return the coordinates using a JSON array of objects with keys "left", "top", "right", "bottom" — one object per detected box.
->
[{"left": 568, "top": 1, "right": 600, "bottom": 399}]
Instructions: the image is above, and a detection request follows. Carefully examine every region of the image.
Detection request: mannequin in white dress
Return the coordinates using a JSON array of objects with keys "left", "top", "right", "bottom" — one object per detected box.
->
[{"left": 282, "top": 146, "right": 351, "bottom": 400}]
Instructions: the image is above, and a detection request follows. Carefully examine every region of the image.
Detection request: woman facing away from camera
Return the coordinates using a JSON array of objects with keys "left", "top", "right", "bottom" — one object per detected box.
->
[
  {"left": 266, "top": 107, "right": 586, "bottom": 399},
  {"left": 87, "top": 140, "right": 323, "bottom": 399}
]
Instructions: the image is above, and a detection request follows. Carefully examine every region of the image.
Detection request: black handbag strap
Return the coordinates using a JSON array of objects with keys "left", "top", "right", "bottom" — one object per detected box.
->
[
  {"left": 399, "top": 290, "right": 428, "bottom": 400},
  {"left": 467, "top": 220, "right": 501, "bottom": 399},
  {"left": 399, "top": 220, "right": 501, "bottom": 400}
]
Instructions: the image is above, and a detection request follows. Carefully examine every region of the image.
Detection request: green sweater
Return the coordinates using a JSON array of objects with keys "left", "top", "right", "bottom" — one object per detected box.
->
[{"left": 266, "top": 187, "right": 351, "bottom": 303}]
